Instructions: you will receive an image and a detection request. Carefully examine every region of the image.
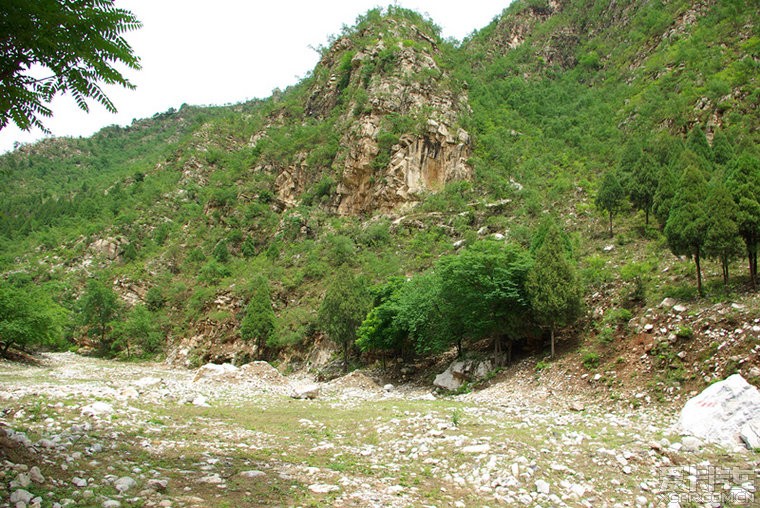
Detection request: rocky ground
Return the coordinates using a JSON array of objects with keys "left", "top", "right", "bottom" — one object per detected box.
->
[{"left": 1, "top": 353, "right": 758, "bottom": 508}]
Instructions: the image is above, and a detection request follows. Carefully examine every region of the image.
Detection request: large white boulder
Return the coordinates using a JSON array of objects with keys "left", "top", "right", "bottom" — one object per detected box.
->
[{"left": 678, "top": 374, "right": 760, "bottom": 450}]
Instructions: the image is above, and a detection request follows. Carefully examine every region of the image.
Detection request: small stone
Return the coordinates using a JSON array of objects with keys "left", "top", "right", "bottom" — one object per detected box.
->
[
  {"left": 569, "top": 401, "right": 585, "bottom": 412},
  {"left": 673, "top": 304, "right": 687, "bottom": 313},
  {"left": 643, "top": 324, "right": 654, "bottom": 333},
  {"left": 29, "top": 467, "right": 45, "bottom": 484},
  {"left": 461, "top": 444, "right": 490, "bottom": 454},
  {"left": 383, "top": 384, "right": 394, "bottom": 392},
  {"left": 102, "top": 501, "right": 121, "bottom": 508},
  {"left": 114, "top": 476, "right": 136, "bottom": 493},
  {"left": 147, "top": 479, "right": 168, "bottom": 491},
  {"left": 72, "top": 477, "right": 88, "bottom": 488},
  {"left": 308, "top": 484, "right": 339, "bottom": 494},
  {"left": 659, "top": 297, "right": 677, "bottom": 308},
  {"left": 535, "top": 479, "right": 550, "bottom": 494},
  {"left": 192, "top": 395, "right": 210, "bottom": 407},
  {"left": 681, "top": 436, "right": 701, "bottom": 452},
  {"left": 81, "top": 402, "right": 114, "bottom": 416},
  {"left": 238, "top": 470, "right": 266, "bottom": 479},
  {"left": 10, "top": 490, "right": 33, "bottom": 504}
]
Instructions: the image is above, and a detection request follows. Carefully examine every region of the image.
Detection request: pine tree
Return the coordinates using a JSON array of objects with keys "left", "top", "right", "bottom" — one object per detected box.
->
[
  {"left": 726, "top": 154, "right": 760, "bottom": 288},
  {"left": 664, "top": 165, "right": 710, "bottom": 296},
  {"left": 704, "top": 180, "right": 743, "bottom": 285},
  {"left": 595, "top": 171, "right": 626, "bottom": 237},
  {"left": 628, "top": 153, "right": 658, "bottom": 225},
  {"left": 525, "top": 223, "right": 583, "bottom": 358},
  {"left": 318, "top": 271, "right": 372, "bottom": 372},
  {"left": 686, "top": 125, "right": 713, "bottom": 164}
]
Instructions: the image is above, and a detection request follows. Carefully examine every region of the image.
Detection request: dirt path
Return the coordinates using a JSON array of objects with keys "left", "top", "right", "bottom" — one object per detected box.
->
[{"left": 1, "top": 354, "right": 757, "bottom": 507}]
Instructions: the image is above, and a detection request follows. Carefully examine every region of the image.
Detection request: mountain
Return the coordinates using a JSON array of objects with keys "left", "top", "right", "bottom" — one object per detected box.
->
[{"left": 0, "top": 1, "right": 758, "bottom": 390}]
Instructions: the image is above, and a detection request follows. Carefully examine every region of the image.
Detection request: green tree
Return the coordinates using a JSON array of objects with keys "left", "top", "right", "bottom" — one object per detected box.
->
[
  {"left": 711, "top": 129, "right": 734, "bottom": 166},
  {"left": 0, "top": 282, "right": 67, "bottom": 356},
  {"left": 525, "top": 222, "right": 583, "bottom": 358},
  {"left": 704, "top": 180, "right": 743, "bottom": 285},
  {"left": 653, "top": 163, "right": 678, "bottom": 228},
  {"left": 79, "top": 279, "right": 120, "bottom": 354},
  {"left": 726, "top": 154, "right": 760, "bottom": 288},
  {"left": 435, "top": 241, "right": 531, "bottom": 363},
  {"left": 240, "top": 276, "right": 276, "bottom": 357},
  {"left": 318, "top": 270, "right": 371, "bottom": 372},
  {"left": 0, "top": 0, "right": 142, "bottom": 132},
  {"left": 686, "top": 125, "right": 712, "bottom": 164},
  {"left": 113, "top": 304, "right": 162, "bottom": 357},
  {"left": 595, "top": 170, "right": 626, "bottom": 237},
  {"left": 628, "top": 153, "right": 658, "bottom": 225},
  {"left": 664, "top": 165, "right": 710, "bottom": 295}
]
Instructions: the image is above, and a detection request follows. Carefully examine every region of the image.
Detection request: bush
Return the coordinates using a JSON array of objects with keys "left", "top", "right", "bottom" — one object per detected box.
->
[
  {"left": 675, "top": 325, "right": 694, "bottom": 340},
  {"left": 582, "top": 351, "right": 600, "bottom": 369},
  {"left": 145, "top": 287, "right": 165, "bottom": 311}
]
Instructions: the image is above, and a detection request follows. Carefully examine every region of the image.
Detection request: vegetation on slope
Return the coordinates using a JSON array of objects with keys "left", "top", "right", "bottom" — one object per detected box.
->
[{"left": 0, "top": 2, "right": 758, "bottom": 393}]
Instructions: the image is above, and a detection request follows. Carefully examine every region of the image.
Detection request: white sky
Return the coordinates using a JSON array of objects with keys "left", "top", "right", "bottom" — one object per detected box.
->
[{"left": 0, "top": 1, "right": 511, "bottom": 154}]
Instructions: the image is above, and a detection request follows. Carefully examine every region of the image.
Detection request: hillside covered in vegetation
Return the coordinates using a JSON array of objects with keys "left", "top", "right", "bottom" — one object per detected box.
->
[{"left": 1, "top": 0, "right": 758, "bottom": 394}]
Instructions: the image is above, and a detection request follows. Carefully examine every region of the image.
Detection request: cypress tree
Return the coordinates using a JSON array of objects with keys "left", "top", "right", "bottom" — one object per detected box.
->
[
  {"left": 525, "top": 223, "right": 583, "bottom": 358},
  {"left": 664, "top": 165, "right": 709, "bottom": 296}
]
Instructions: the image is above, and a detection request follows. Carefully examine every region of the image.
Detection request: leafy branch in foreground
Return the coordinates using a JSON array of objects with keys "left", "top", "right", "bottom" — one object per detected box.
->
[{"left": 0, "top": 0, "right": 142, "bottom": 132}]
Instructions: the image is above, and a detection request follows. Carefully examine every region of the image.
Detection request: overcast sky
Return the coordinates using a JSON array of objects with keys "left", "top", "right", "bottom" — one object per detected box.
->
[{"left": 0, "top": 1, "right": 511, "bottom": 154}]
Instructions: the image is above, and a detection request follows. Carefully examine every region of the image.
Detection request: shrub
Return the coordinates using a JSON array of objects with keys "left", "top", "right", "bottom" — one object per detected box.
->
[
  {"left": 582, "top": 351, "right": 600, "bottom": 369},
  {"left": 675, "top": 325, "right": 694, "bottom": 340}
]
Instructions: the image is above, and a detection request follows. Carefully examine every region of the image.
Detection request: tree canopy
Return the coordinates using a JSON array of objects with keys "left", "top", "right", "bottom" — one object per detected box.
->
[
  {"left": 0, "top": 0, "right": 142, "bottom": 132},
  {"left": 0, "top": 281, "right": 67, "bottom": 356}
]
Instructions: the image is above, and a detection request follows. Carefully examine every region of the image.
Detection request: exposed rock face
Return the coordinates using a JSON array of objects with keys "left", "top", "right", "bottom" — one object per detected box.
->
[{"left": 264, "top": 16, "right": 473, "bottom": 215}]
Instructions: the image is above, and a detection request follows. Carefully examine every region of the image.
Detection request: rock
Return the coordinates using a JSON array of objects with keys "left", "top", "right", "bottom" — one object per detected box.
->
[
  {"left": 678, "top": 374, "right": 760, "bottom": 450},
  {"left": 114, "top": 476, "right": 137, "bottom": 493},
  {"left": 292, "top": 384, "right": 321, "bottom": 400},
  {"left": 147, "top": 479, "right": 168, "bottom": 491},
  {"left": 383, "top": 383, "right": 394, "bottom": 392},
  {"left": 643, "top": 324, "right": 654, "bottom": 333},
  {"left": 659, "top": 297, "right": 677, "bottom": 308},
  {"left": 29, "top": 466, "right": 44, "bottom": 484},
  {"left": 461, "top": 444, "right": 490, "bottom": 454},
  {"left": 681, "top": 436, "right": 701, "bottom": 452},
  {"left": 193, "top": 363, "right": 238, "bottom": 382},
  {"left": 199, "top": 473, "right": 223, "bottom": 484},
  {"left": 132, "top": 376, "right": 162, "bottom": 388},
  {"left": 672, "top": 304, "right": 687, "bottom": 313},
  {"left": 81, "top": 401, "right": 114, "bottom": 416},
  {"left": 740, "top": 418, "right": 760, "bottom": 449},
  {"left": 102, "top": 501, "right": 121, "bottom": 508},
  {"left": 72, "top": 477, "right": 88, "bottom": 487},
  {"left": 192, "top": 395, "right": 210, "bottom": 407},
  {"left": 238, "top": 470, "right": 266, "bottom": 479},
  {"left": 535, "top": 479, "right": 550, "bottom": 494},
  {"left": 308, "top": 483, "right": 339, "bottom": 494},
  {"left": 748, "top": 366, "right": 760, "bottom": 379},
  {"left": 14, "top": 472, "right": 31, "bottom": 488},
  {"left": 569, "top": 401, "right": 585, "bottom": 412},
  {"left": 434, "top": 359, "right": 493, "bottom": 391},
  {"left": 10, "top": 490, "right": 33, "bottom": 504},
  {"left": 434, "top": 368, "right": 462, "bottom": 391},
  {"left": 603, "top": 244, "right": 614, "bottom": 252}
]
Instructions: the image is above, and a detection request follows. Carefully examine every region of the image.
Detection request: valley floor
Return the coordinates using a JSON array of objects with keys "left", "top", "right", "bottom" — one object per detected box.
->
[{"left": 1, "top": 353, "right": 757, "bottom": 507}]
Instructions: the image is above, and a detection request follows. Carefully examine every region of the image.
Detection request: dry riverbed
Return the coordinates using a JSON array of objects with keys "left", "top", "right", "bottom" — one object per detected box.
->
[{"left": 1, "top": 353, "right": 758, "bottom": 507}]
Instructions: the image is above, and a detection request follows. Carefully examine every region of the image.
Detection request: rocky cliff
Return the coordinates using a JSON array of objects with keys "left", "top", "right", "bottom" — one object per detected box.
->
[{"left": 262, "top": 12, "right": 472, "bottom": 215}]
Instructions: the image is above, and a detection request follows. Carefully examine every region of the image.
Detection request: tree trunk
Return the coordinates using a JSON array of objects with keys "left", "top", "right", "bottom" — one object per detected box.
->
[
  {"left": 2, "top": 340, "right": 12, "bottom": 357},
  {"left": 695, "top": 250, "right": 703, "bottom": 297},
  {"left": 456, "top": 338, "right": 462, "bottom": 358},
  {"left": 342, "top": 342, "right": 348, "bottom": 373},
  {"left": 721, "top": 255, "right": 729, "bottom": 286},
  {"left": 550, "top": 327, "right": 556, "bottom": 358},
  {"left": 608, "top": 212, "right": 613, "bottom": 238}
]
